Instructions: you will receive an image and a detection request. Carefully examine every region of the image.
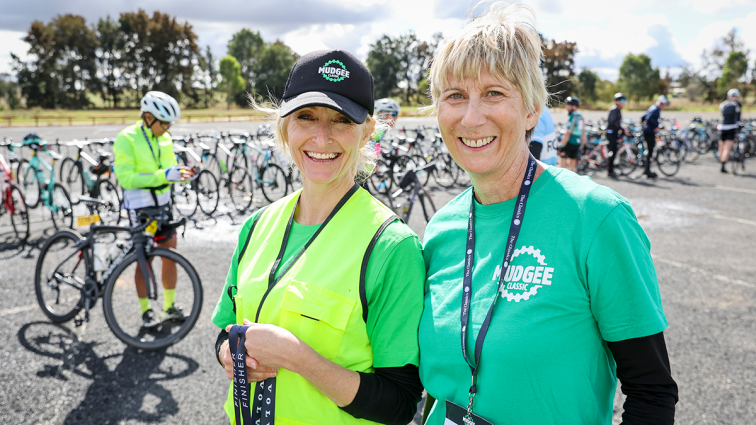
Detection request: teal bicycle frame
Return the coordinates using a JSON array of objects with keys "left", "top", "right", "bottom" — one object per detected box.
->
[{"left": 25, "top": 147, "right": 63, "bottom": 214}]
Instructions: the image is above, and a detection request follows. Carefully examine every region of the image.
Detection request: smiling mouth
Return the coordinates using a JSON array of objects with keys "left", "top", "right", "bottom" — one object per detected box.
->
[
  {"left": 305, "top": 151, "right": 341, "bottom": 162},
  {"left": 459, "top": 136, "right": 496, "bottom": 148}
]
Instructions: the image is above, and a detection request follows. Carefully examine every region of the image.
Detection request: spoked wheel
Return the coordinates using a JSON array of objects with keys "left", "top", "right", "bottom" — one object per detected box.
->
[
  {"left": 196, "top": 169, "right": 219, "bottom": 216},
  {"left": 259, "top": 163, "right": 289, "bottom": 203},
  {"left": 692, "top": 133, "right": 710, "bottom": 154},
  {"left": 655, "top": 146, "right": 681, "bottom": 177},
  {"left": 34, "top": 230, "right": 87, "bottom": 322},
  {"left": 615, "top": 144, "right": 639, "bottom": 176},
  {"left": 50, "top": 183, "right": 74, "bottom": 230},
  {"left": 368, "top": 159, "right": 392, "bottom": 195},
  {"left": 228, "top": 167, "right": 254, "bottom": 212},
  {"left": 59, "top": 158, "right": 82, "bottom": 195},
  {"left": 410, "top": 155, "right": 432, "bottom": 187},
  {"left": 417, "top": 188, "right": 437, "bottom": 223},
  {"left": 18, "top": 159, "right": 41, "bottom": 208},
  {"left": 102, "top": 247, "right": 202, "bottom": 351},
  {"left": 9, "top": 184, "right": 30, "bottom": 242},
  {"left": 94, "top": 179, "right": 122, "bottom": 225},
  {"left": 172, "top": 184, "right": 199, "bottom": 218},
  {"left": 391, "top": 155, "right": 418, "bottom": 188},
  {"left": 432, "top": 153, "right": 459, "bottom": 188}
]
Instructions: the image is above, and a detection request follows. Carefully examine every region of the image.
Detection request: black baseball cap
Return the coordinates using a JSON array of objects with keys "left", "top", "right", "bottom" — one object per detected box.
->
[{"left": 280, "top": 49, "right": 374, "bottom": 124}]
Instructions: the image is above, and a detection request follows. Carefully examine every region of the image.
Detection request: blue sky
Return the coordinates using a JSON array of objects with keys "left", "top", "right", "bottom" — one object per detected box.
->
[{"left": 1, "top": 0, "right": 754, "bottom": 81}]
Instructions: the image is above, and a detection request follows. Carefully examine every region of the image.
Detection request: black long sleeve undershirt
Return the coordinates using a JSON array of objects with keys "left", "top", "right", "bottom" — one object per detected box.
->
[
  {"left": 214, "top": 329, "right": 423, "bottom": 424},
  {"left": 607, "top": 332, "right": 678, "bottom": 425}
]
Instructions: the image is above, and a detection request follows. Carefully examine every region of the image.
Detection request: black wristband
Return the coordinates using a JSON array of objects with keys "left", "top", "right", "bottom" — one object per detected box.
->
[{"left": 215, "top": 328, "right": 229, "bottom": 367}]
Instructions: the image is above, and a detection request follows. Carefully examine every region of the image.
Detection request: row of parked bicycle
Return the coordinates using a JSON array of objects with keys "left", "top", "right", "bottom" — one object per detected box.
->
[
  {"left": 568, "top": 116, "right": 756, "bottom": 177},
  {"left": 0, "top": 124, "right": 470, "bottom": 242}
]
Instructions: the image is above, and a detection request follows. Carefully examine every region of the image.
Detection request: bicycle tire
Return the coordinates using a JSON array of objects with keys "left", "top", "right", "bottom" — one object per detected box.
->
[
  {"left": 102, "top": 247, "right": 203, "bottom": 351},
  {"left": 172, "top": 183, "right": 199, "bottom": 218},
  {"left": 51, "top": 183, "right": 74, "bottom": 230},
  {"left": 228, "top": 166, "right": 254, "bottom": 212},
  {"left": 59, "top": 157, "right": 80, "bottom": 195},
  {"left": 615, "top": 144, "right": 639, "bottom": 176},
  {"left": 34, "top": 230, "right": 87, "bottom": 322},
  {"left": 655, "top": 146, "right": 681, "bottom": 177},
  {"left": 410, "top": 155, "right": 432, "bottom": 187},
  {"left": 9, "top": 183, "right": 30, "bottom": 241},
  {"left": 368, "top": 159, "right": 392, "bottom": 195},
  {"left": 418, "top": 188, "right": 437, "bottom": 223},
  {"left": 391, "top": 155, "right": 418, "bottom": 187},
  {"left": 432, "top": 153, "right": 459, "bottom": 188},
  {"left": 259, "top": 163, "right": 288, "bottom": 203},
  {"left": 196, "top": 169, "right": 219, "bottom": 216},
  {"left": 692, "top": 133, "right": 709, "bottom": 154},
  {"left": 95, "top": 179, "right": 122, "bottom": 225},
  {"left": 18, "top": 159, "right": 41, "bottom": 209}
]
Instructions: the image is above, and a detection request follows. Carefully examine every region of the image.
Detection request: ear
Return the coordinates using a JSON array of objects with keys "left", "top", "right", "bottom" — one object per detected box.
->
[
  {"left": 360, "top": 120, "right": 376, "bottom": 147},
  {"left": 526, "top": 105, "right": 540, "bottom": 131}
]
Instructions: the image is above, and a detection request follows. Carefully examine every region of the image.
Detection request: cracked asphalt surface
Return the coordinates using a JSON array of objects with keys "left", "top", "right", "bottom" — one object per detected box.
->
[{"left": 1, "top": 113, "right": 754, "bottom": 424}]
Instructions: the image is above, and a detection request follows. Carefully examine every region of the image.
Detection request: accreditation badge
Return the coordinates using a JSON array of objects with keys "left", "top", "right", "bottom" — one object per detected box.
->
[{"left": 445, "top": 401, "right": 493, "bottom": 425}]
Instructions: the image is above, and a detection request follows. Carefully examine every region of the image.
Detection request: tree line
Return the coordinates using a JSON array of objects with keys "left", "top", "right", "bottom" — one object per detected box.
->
[{"left": 1, "top": 12, "right": 753, "bottom": 112}]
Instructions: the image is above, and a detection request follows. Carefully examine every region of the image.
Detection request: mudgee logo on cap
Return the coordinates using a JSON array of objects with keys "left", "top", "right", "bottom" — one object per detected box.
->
[{"left": 318, "top": 59, "right": 350, "bottom": 82}]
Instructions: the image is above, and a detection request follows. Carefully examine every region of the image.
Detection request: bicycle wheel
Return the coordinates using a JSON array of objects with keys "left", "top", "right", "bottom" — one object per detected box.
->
[
  {"left": 34, "top": 230, "right": 87, "bottom": 322},
  {"left": 615, "top": 145, "right": 639, "bottom": 176},
  {"left": 432, "top": 153, "right": 459, "bottom": 188},
  {"left": 692, "top": 133, "right": 709, "bottom": 154},
  {"left": 287, "top": 166, "right": 303, "bottom": 192},
  {"left": 9, "top": 183, "right": 30, "bottom": 242},
  {"left": 59, "top": 158, "right": 82, "bottom": 195},
  {"left": 18, "top": 159, "right": 41, "bottom": 208},
  {"left": 196, "top": 169, "right": 219, "bottom": 216},
  {"left": 228, "top": 167, "right": 254, "bottom": 212},
  {"left": 391, "top": 155, "right": 418, "bottom": 187},
  {"left": 102, "top": 247, "right": 202, "bottom": 350},
  {"left": 172, "top": 183, "right": 199, "bottom": 218},
  {"left": 95, "top": 179, "right": 122, "bottom": 225},
  {"left": 410, "top": 155, "right": 432, "bottom": 187},
  {"left": 259, "top": 163, "right": 289, "bottom": 203},
  {"left": 655, "top": 146, "right": 681, "bottom": 177},
  {"left": 51, "top": 183, "right": 74, "bottom": 230},
  {"left": 368, "top": 159, "right": 392, "bottom": 194},
  {"left": 417, "top": 188, "right": 437, "bottom": 223}
]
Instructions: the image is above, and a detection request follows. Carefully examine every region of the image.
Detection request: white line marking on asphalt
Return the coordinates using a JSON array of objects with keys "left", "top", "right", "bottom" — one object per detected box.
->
[
  {"left": 683, "top": 209, "right": 756, "bottom": 227},
  {"left": 653, "top": 256, "right": 756, "bottom": 288},
  {"left": 715, "top": 185, "right": 756, "bottom": 195},
  {"left": 0, "top": 304, "right": 37, "bottom": 317}
]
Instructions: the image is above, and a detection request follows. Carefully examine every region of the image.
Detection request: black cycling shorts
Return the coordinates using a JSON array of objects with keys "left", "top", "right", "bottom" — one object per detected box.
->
[
  {"left": 720, "top": 129, "right": 736, "bottom": 141},
  {"left": 128, "top": 207, "right": 175, "bottom": 242},
  {"left": 561, "top": 143, "right": 580, "bottom": 159}
]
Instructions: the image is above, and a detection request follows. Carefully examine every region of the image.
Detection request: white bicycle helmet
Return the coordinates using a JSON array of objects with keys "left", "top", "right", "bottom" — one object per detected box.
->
[
  {"left": 727, "top": 88, "right": 741, "bottom": 98},
  {"left": 140, "top": 91, "right": 181, "bottom": 123},
  {"left": 375, "top": 98, "right": 401, "bottom": 117},
  {"left": 657, "top": 94, "right": 670, "bottom": 105}
]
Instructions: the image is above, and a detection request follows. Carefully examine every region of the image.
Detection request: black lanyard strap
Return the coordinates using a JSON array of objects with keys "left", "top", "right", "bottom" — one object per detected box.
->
[
  {"left": 230, "top": 325, "right": 253, "bottom": 425},
  {"left": 140, "top": 124, "right": 162, "bottom": 169},
  {"left": 460, "top": 154, "right": 537, "bottom": 415}
]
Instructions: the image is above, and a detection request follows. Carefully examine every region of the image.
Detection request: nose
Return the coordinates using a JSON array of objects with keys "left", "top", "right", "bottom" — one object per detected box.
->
[
  {"left": 460, "top": 98, "right": 486, "bottom": 130},
  {"left": 312, "top": 120, "right": 331, "bottom": 147}
]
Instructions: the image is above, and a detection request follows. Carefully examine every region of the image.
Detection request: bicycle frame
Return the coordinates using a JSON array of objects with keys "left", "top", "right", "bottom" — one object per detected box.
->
[{"left": 26, "top": 150, "right": 61, "bottom": 212}]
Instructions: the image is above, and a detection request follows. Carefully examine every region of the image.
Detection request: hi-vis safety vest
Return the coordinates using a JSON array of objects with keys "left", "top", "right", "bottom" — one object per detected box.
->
[{"left": 225, "top": 186, "right": 397, "bottom": 425}]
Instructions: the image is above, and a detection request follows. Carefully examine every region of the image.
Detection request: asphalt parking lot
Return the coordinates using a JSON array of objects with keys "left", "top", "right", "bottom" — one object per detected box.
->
[{"left": 1, "top": 114, "right": 755, "bottom": 424}]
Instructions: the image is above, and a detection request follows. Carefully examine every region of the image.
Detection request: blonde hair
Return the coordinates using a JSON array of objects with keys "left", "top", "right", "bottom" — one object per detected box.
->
[
  {"left": 427, "top": 2, "right": 547, "bottom": 138},
  {"left": 249, "top": 94, "right": 381, "bottom": 181}
]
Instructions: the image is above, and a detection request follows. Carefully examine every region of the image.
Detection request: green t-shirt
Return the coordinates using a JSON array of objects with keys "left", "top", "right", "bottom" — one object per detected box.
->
[
  {"left": 212, "top": 209, "right": 426, "bottom": 368},
  {"left": 566, "top": 111, "right": 584, "bottom": 145},
  {"left": 418, "top": 167, "right": 668, "bottom": 424}
]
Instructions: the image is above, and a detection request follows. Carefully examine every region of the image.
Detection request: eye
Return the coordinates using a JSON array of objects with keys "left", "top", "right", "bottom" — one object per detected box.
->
[
  {"left": 448, "top": 93, "right": 464, "bottom": 100},
  {"left": 487, "top": 90, "right": 503, "bottom": 97},
  {"left": 296, "top": 112, "right": 313, "bottom": 120},
  {"left": 335, "top": 116, "right": 354, "bottom": 124}
]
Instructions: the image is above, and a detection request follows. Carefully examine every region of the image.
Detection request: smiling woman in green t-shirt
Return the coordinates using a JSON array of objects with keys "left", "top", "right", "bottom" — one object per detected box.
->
[{"left": 418, "top": 3, "right": 678, "bottom": 425}]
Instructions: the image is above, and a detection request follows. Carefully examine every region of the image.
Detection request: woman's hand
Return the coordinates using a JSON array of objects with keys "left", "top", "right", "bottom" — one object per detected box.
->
[
  {"left": 226, "top": 319, "right": 302, "bottom": 372},
  {"left": 220, "top": 336, "right": 279, "bottom": 382}
]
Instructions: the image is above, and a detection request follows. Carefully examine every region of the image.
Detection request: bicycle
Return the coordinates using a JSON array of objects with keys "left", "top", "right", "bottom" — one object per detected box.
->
[
  {"left": 172, "top": 137, "right": 220, "bottom": 216},
  {"left": 0, "top": 149, "right": 29, "bottom": 242},
  {"left": 58, "top": 140, "right": 122, "bottom": 225},
  {"left": 16, "top": 138, "right": 74, "bottom": 229},
  {"left": 380, "top": 162, "right": 437, "bottom": 224},
  {"left": 34, "top": 203, "right": 203, "bottom": 350}
]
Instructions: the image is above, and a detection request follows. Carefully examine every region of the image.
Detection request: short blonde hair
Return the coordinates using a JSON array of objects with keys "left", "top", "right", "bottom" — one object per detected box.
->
[
  {"left": 427, "top": 2, "right": 547, "bottom": 124},
  {"left": 249, "top": 95, "right": 381, "bottom": 181}
]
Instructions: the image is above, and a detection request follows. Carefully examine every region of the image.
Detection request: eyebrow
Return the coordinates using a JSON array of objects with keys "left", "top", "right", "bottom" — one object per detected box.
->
[{"left": 442, "top": 87, "right": 464, "bottom": 94}]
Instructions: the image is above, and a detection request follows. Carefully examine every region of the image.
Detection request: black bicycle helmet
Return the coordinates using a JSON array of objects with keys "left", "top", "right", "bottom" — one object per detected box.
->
[
  {"left": 614, "top": 93, "right": 626, "bottom": 101},
  {"left": 565, "top": 96, "right": 580, "bottom": 107}
]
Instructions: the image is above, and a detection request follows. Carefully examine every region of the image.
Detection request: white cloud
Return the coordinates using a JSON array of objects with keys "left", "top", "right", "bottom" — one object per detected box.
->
[
  {"left": 0, "top": 30, "right": 28, "bottom": 75},
  {"left": 683, "top": 0, "right": 756, "bottom": 13},
  {"left": 679, "top": 10, "right": 756, "bottom": 70}
]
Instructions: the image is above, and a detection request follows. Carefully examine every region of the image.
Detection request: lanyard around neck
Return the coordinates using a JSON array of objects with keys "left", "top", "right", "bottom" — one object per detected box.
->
[
  {"left": 460, "top": 154, "right": 537, "bottom": 415},
  {"left": 140, "top": 124, "right": 162, "bottom": 169}
]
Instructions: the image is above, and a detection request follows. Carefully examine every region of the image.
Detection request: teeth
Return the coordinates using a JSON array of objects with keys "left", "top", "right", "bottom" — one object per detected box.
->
[
  {"left": 461, "top": 136, "right": 495, "bottom": 148},
  {"left": 306, "top": 151, "right": 338, "bottom": 160}
]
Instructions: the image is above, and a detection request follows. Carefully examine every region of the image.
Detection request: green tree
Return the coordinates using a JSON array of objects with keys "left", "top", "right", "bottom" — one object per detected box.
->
[
  {"left": 617, "top": 53, "right": 660, "bottom": 102},
  {"left": 95, "top": 16, "right": 125, "bottom": 108},
  {"left": 228, "top": 29, "right": 265, "bottom": 85},
  {"left": 540, "top": 36, "right": 578, "bottom": 103},
  {"left": 219, "top": 55, "right": 245, "bottom": 109},
  {"left": 718, "top": 51, "right": 748, "bottom": 96},
  {"left": 0, "top": 73, "right": 20, "bottom": 110},
  {"left": 367, "top": 35, "right": 401, "bottom": 99},
  {"left": 576, "top": 68, "right": 598, "bottom": 103},
  {"left": 253, "top": 41, "right": 298, "bottom": 103}
]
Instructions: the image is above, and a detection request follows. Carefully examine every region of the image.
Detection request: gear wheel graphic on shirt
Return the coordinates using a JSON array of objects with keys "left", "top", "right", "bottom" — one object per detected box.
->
[{"left": 500, "top": 246, "right": 548, "bottom": 302}]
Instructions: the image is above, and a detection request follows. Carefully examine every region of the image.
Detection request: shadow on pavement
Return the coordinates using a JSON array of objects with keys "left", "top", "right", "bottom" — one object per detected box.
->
[{"left": 18, "top": 321, "right": 199, "bottom": 424}]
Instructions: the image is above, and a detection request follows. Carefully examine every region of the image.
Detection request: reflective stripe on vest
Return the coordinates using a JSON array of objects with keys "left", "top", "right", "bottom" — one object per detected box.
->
[{"left": 224, "top": 187, "right": 396, "bottom": 425}]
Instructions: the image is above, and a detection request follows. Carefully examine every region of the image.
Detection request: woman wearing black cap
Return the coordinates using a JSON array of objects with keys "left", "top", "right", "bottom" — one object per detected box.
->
[{"left": 211, "top": 49, "right": 425, "bottom": 425}]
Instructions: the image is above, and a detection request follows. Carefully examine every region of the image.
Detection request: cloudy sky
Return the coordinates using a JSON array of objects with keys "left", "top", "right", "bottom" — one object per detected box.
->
[{"left": 1, "top": 0, "right": 755, "bottom": 81}]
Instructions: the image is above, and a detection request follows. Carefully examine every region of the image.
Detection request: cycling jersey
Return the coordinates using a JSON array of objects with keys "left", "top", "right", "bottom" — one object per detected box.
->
[
  {"left": 642, "top": 105, "right": 661, "bottom": 134},
  {"left": 606, "top": 105, "right": 622, "bottom": 134},
  {"left": 531, "top": 107, "right": 557, "bottom": 165},
  {"left": 114, "top": 122, "right": 178, "bottom": 209},
  {"left": 718, "top": 100, "right": 741, "bottom": 131},
  {"left": 565, "top": 111, "right": 584, "bottom": 145}
]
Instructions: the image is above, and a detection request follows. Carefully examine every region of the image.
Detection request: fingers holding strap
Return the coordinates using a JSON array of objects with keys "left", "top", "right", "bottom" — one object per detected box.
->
[{"left": 230, "top": 325, "right": 253, "bottom": 425}]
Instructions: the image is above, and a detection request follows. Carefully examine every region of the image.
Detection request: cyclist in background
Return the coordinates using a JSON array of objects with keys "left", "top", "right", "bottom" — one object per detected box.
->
[
  {"left": 529, "top": 106, "right": 557, "bottom": 165},
  {"left": 641, "top": 95, "right": 670, "bottom": 179},
  {"left": 606, "top": 93, "right": 626, "bottom": 179},
  {"left": 717, "top": 88, "right": 742, "bottom": 173},
  {"left": 373, "top": 98, "right": 401, "bottom": 146},
  {"left": 113, "top": 91, "right": 196, "bottom": 329},
  {"left": 559, "top": 96, "right": 586, "bottom": 172}
]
